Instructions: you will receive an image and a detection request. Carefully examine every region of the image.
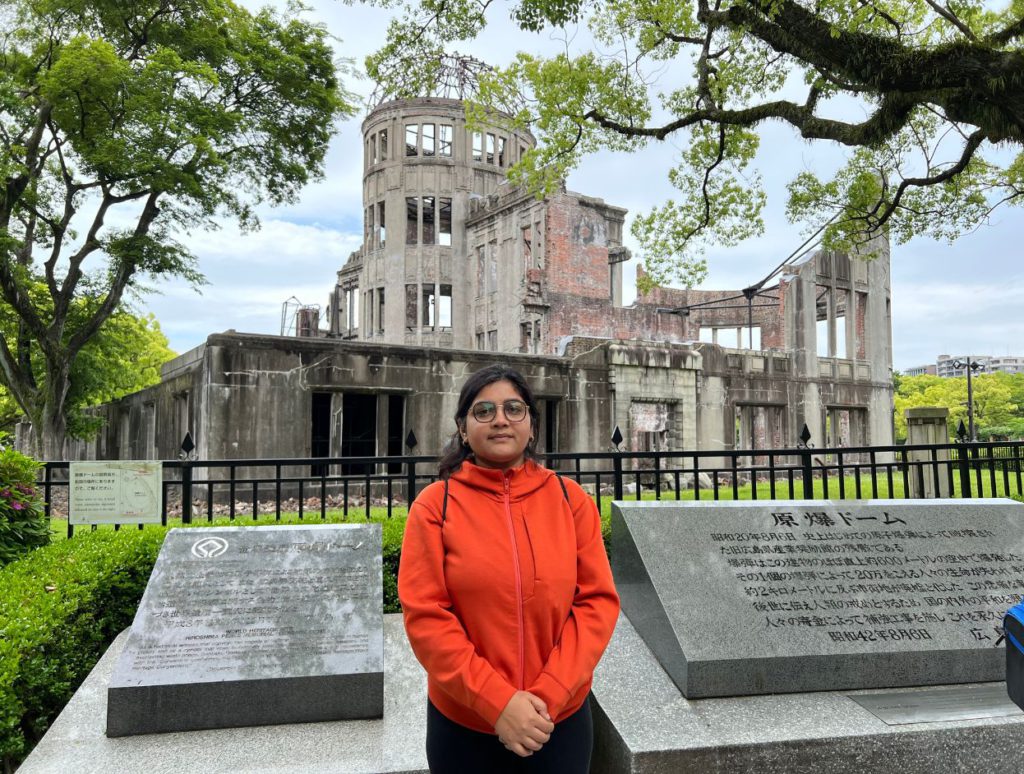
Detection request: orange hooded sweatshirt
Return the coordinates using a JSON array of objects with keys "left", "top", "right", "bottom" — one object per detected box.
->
[{"left": 398, "top": 459, "right": 619, "bottom": 734}]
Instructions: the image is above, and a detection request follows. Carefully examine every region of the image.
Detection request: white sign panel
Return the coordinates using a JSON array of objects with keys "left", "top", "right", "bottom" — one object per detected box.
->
[{"left": 69, "top": 461, "right": 163, "bottom": 525}]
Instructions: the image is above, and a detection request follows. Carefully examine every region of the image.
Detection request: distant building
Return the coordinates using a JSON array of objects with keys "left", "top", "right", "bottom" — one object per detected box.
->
[
  {"left": 904, "top": 364, "right": 937, "bottom": 377},
  {"left": 935, "top": 354, "right": 1024, "bottom": 377},
  {"left": 989, "top": 356, "right": 1024, "bottom": 374}
]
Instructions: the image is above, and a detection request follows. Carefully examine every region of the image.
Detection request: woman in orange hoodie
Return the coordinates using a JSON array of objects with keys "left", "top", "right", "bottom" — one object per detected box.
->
[{"left": 399, "top": 364, "right": 620, "bottom": 773}]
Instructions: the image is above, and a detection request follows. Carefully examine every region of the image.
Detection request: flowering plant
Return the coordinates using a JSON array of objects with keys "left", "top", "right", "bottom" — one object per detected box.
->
[{"left": 0, "top": 447, "right": 49, "bottom": 566}]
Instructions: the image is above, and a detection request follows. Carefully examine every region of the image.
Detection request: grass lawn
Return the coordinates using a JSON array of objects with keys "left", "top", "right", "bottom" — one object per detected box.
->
[{"left": 49, "top": 507, "right": 408, "bottom": 541}]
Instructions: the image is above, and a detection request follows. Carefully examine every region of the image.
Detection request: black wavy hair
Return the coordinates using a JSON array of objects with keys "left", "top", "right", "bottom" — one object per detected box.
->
[{"left": 437, "top": 363, "right": 540, "bottom": 479}]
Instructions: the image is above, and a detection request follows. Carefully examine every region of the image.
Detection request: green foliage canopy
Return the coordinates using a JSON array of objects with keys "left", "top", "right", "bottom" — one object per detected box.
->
[
  {"left": 0, "top": 0, "right": 355, "bottom": 457},
  {"left": 365, "top": 0, "right": 1024, "bottom": 289},
  {"left": 894, "top": 372, "right": 1023, "bottom": 439}
]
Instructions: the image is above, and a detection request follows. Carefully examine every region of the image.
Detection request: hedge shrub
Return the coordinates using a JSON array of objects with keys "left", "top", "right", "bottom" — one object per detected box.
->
[
  {"left": 0, "top": 528, "right": 165, "bottom": 769},
  {"left": 0, "top": 449, "right": 49, "bottom": 567}
]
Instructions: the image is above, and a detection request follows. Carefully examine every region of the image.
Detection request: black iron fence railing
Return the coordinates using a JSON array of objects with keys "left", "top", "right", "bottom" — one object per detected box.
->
[{"left": 39, "top": 440, "right": 1024, "bottom": 537}]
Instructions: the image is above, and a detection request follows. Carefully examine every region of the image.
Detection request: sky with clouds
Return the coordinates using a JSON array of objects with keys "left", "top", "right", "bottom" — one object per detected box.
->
[{"left": 138, "top": 0, "right": 1024, "bottom": 372}]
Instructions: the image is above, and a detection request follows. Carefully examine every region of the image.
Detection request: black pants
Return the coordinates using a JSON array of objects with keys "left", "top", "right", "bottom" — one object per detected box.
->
[{"left": 425, "top": 697, "right": 593, "bottom": 774}]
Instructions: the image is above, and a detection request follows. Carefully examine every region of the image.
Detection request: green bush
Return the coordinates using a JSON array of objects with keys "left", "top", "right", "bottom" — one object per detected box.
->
[
  {"left": 0, "top": 448, "right": 49, "bottom": 567},
  {"left": 381, "top": 518, "right": 406, "bottom": 615},
  {"left": 0, "top": 528, "right": 165, "bottom": 769}
]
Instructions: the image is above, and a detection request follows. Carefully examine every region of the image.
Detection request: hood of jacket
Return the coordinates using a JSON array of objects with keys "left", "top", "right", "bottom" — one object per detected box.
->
[{"left": 449, "top": 458, "right": 555, "bottom": 502}]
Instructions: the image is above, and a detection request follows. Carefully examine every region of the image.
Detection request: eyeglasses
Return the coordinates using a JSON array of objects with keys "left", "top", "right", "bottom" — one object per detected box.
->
[{"left": 469, "top": 399, "right": 529, "bottom": 423}]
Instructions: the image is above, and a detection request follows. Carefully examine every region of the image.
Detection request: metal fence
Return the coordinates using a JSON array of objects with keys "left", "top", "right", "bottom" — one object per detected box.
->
[{"left": 42, "top": 440, "right": 1024, "bottom": 537}]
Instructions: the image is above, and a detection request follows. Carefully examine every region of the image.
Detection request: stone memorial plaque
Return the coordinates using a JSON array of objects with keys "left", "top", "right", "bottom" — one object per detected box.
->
[
  {"left": 107, "top": 524, "right": 383, "bottom": 737},
  {"left": 847, "top": 684, "right": 1022, "bottom": 725},
  {"left": 69, "top": 461, "right": 162, "bottom": 525},
  {"left": 612, "top": 499, "right": 1024, "bottom": 698}
]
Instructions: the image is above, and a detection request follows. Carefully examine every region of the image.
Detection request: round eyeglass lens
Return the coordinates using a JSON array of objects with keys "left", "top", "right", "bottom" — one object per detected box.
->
[
  {"left": 504, "top": 401, "right": 527, "bottom": 421},
  {"left": 472, "top": 402, "right": 496, "bottom": 421}
]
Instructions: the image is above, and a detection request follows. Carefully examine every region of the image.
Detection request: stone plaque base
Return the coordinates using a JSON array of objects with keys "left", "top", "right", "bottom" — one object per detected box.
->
[{"left": 106, "top": 672, "right": 383, "bottom": 737}]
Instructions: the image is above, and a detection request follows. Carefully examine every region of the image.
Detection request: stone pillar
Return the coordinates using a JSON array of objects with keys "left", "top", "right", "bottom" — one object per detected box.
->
[{"left": 905, "top": 407, "right": 950, "bottom": 498}]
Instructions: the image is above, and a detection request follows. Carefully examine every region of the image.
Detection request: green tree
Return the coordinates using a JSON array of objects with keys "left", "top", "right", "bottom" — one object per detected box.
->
[
  {"left": 1, "top": 0, "right": 355, "bottom": 459},
  {"left": 0, "top": 280, "right": 176, "bottom": 437},
  {"left": 2, "top": 311, "right": 176, "bottom": 439},
  {"left": 367, "top": 0, "right": 1024, "bottom": 289},
  {"left": 894, "top": 372, "right": 1020, "bottom": 440}
]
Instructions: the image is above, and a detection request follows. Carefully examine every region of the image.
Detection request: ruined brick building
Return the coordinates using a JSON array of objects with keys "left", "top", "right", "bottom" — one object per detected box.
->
[{"left": 51, "top": 92, "right": 895, "bottom": 467}]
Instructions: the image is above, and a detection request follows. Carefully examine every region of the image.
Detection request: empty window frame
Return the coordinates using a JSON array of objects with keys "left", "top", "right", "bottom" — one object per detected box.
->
[
  {"left": 406, "top": 197, "right": 418, "bottom": 245},
  {"left": 379, "top": 128, "right": 388, "bottom": 160},
  {"left": 438, "top": 125, "right": 453, "bottom": 157},
  {"left": 699, "top": 326, "right": 761, "bottom": 349},
  {"left": 422, "top": 123, "right": 435, "bottom": 157},
  {"left": 472, "top": 132, "right": 483, "bottom": 162},
  {"left": 520, "top": 322, "right": 534, "bottom": 353},
  {"left": 816, "top": 318, "right": 830, "bottom": 358},
  {"left": 405, "top": 124, "right": 418, "bottom": 156},
  {"left": 521, "top": 225, "right": 532, "bottom": 266},
  {"left": 835, "top": 314, "right": 847, "bottom": 358},
  {"left": 487, "top": 329, "right": 498, "bottom": 350},
  {"left": 417, "top": 284, "right": 453, "bottom": 330},
  {"left": 422, "top": 196, "right": 436, "bottom": 245},
  {"left": 741, "top": 326, "right": 761, "bottom": 350},
  {"left": 438, "top": 284, "right": 451, "bottom": 328},
  {"left": 485, "top": 133, "right": 495, "bottom": 164},
  {"left": 345, "top": 284, "right": 359, "bottom": 334},
  {"left": 498, "top": 136, "right": 506, "bottom": 167},
  {"left": 377, "top": 289, "right": 385, "bottom": 334},
  {"left": 439, "top": 198, "right": 452, "bottom": 246},
  {"left": 369, "top": 134, "right": 377, "bottom": 165},
  {"left": 476, "top": 332, "right": 485, "bottom": 350},
  {"left": 377, "top": 202, "right": 386, "bottom": 248},
  {"left": 367, "top": 205, "right": 375, "bottom": 248}
]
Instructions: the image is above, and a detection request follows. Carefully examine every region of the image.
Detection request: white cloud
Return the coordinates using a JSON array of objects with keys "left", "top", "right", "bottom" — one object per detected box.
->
[{"left": 141, "top": 219, "right": 356, "bottom": 353}]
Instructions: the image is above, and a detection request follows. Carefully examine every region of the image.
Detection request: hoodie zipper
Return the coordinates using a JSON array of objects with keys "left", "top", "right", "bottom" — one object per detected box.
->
[{"left": 502, "top": 473, "right": 525, "bottom": 690}]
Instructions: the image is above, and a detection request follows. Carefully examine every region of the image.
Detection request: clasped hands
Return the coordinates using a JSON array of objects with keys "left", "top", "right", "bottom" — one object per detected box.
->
[{"left": 495, "top": 691, "right": 554, "bottom": 757}]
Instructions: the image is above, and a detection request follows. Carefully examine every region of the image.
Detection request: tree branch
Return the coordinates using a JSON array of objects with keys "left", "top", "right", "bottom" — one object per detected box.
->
[
  {"left": 584, "top": 89, "right": 917, "bottom": 147},
  {"left": 987, "top": 16, "right": 1024, "bottom": 46},
  {"left": 922, "top": 0, "right": 977, "bottom": 40},
  {"left": 66, "top": 191, "right": 162, "bottom": 358},
  {"left": 865, "top": 129, "right": 986, "bottom": 229},
  {"left": 0, "top": 331, "right": 36, "bottom": 421}
]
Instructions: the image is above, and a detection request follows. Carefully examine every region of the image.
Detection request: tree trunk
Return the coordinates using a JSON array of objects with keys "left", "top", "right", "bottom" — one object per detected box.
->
[
  {"left": 38, "top": 404, "right": 68, "bottom": 462},
  {"left": 31, "top": 363, "right": 70, "bottom": 461}
]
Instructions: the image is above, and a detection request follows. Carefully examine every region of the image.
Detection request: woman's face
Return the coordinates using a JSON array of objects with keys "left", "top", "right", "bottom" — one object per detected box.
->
[{"left": 461, "top": 379, "right": 533, "bottom": 471}]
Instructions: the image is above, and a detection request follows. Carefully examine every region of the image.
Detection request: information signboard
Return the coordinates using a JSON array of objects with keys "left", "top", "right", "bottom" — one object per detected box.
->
[{"left": 69, "top": 461, "right": 163, "bottom": 525}]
